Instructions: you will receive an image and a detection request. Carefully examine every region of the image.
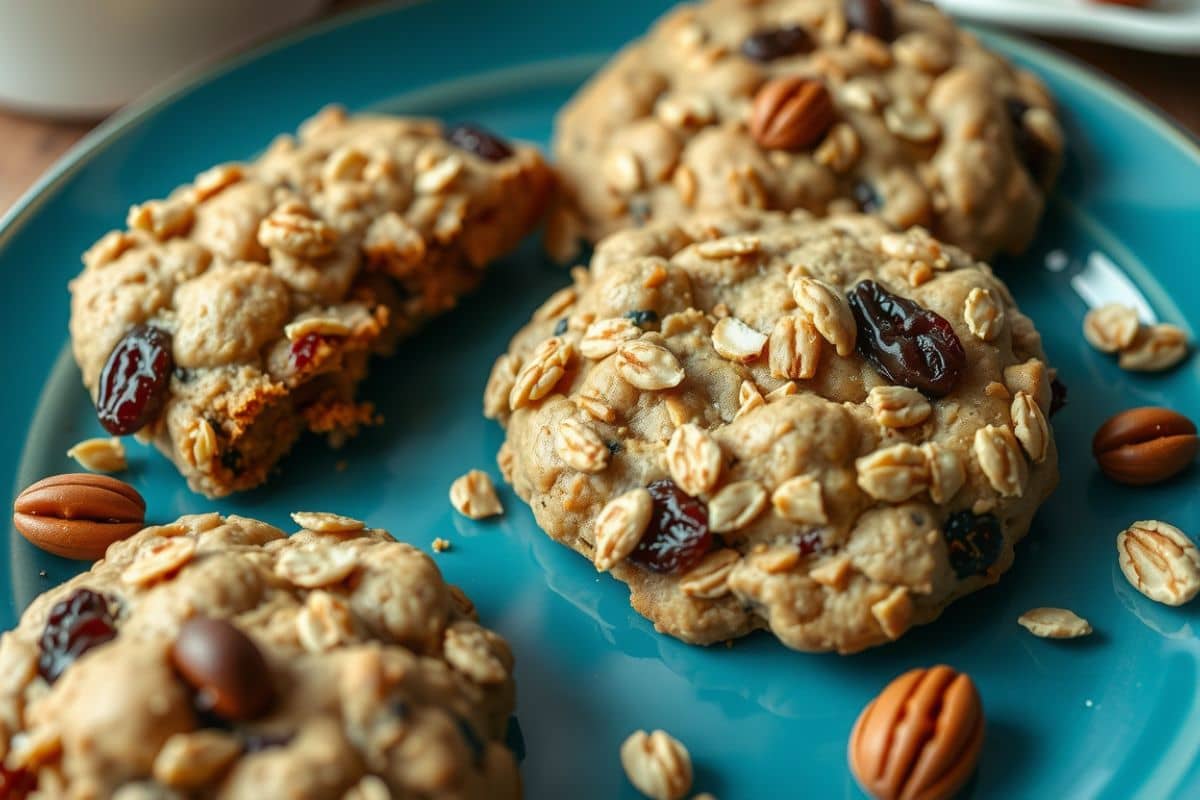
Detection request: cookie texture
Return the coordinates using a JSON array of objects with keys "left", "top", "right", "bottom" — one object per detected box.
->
[
  {"left": 550, "top": 0, "right": 1063, "bottom": 261},
  {"left": 0, "top": 513, "right": 519, "bottom": 798},
  {"left": 486, "top": 211, "right": 1059, "bottom": 653},
  {"left": 69, "top": 107, "right": 552, "bottom": 497}
]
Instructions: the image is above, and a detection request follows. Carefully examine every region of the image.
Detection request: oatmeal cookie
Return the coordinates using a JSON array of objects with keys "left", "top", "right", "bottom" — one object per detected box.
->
[
  {"left": 69, "top": 107, "right": 552, "bottom": 497},
  {"left": 550, "top": 0, "right": 1063, "bottom": 261},
  {"left": 0, "top": 512, "right": 519, "bottom": 798},
  {"left": 486, "top": 211, "right": 1059, "bottom": 653}
]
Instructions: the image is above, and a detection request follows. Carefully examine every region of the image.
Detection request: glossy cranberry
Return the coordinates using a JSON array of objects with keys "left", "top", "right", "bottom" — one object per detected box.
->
[
  {"left": 289, "top": 332, "right": 325, "bottom": 371},
  {"left": 796, "top": 530, "right": 824, "bottom": 558},
  {"left": 38, "top": 588, "right": 118, "bottom": 683},
  {"left": 741, "top": 25, "right": 814, "bottom": 62},
  {"left": 445, "top": 123, "right": 513, "bottom": 162},
  {"left": 847, "top": 280, "right": 966, "bottom": 397},
  {"left": 96, "top": 324, "right": 174, "bottom": 435},
  {"left": 845, "top": 0, "right": 895, "bottom": 41},
  {"left": 0, "top": 765, "right": 36, "bottom": 798},
  {"left": 942, "top": 511, "right": 1003, "bottom": 578},
  {"left": 629, "top": 479, "right": 711, "bottom": 574},
  {"left": 1006, "top": 98, "right": 1053, "bottom": 186},
  {"left": 1050, "top": 377, "right": 1068, "bottom": 417}
]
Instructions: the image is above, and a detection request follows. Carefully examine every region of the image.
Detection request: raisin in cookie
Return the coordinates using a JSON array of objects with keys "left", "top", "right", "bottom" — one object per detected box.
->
[
  {"left": 486, "top": 211, "right": 1059, "bottom": 653},
  {"left": 69, "top": 106, "right": 552, "bottom": 497},
  {"left": 0, "top": 512, "right": 519, "bottom": 798},
  {"left": 549, "top": 0, "right": 1063, "bottom": 262}
]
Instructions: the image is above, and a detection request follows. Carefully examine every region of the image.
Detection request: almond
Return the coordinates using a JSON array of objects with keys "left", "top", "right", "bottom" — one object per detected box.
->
[
  {"left": 13, "top": 473, "right": 146, "bottom": 560},
  {"left": 750, "top": 76, "right": 836, "bottom": 151},
  {"left": 1092, "top": 406, "right": 1198, "bottom": 485},
  {"left": 849, "top": 665, "right": 984, "bottom": 800}
]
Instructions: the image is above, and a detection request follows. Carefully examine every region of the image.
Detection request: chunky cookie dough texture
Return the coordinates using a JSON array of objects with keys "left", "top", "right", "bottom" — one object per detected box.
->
[
  {"left": 0, "top": 513, "right": 519, "bottom": 799},
  {"left": 69, "top": 107, "right": 552, "bottom": 497},
  {"left": 486, "top": 211, "right": 1059, "bottom": 653},
  {"left": 550, "top": 0, "right": 1063, "bottom": 261}
]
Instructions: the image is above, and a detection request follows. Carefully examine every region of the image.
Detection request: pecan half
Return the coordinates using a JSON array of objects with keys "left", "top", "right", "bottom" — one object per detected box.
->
[
  {"left": 1093, "top": 407, "right": 1198, "bottom": 485},
  {"left": 750, "top": 76, "right": 836, "bottom": 151},
  {"left": 13, "top": 473, "right": 146, "bottom": 560}
]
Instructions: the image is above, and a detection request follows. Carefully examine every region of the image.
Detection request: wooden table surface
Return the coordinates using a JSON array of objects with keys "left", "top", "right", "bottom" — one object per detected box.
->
[{"left": 0, "top": 23, "right": 1196, "bottom": 216}]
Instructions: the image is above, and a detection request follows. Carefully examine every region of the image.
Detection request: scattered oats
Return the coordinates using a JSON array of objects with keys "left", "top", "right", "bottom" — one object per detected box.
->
[
  {"left": 581, "top": 317, "right": 641, "bottom": 360},
  {"left": 284, "top": 316, "right": 352, "bottom": 341},
  {"left": 275, "top": 544, "right": 358, "bottom": 588},
  {"left": 1017, "top": 607, "right": 1092, "bottom": 639},
  {"left": 771, "top": 475, "right": 827, "bottom": 524},
  {"left": 616, "top": 340, "right": 685, "bottom": 390},
  {"left": 414, "top": 153, "right": 463, "bottom": 194},
  {"left": 711, "top": 316, "right": 767, "bottom": 363},
  {"left": 449, "top": 470, "right": 504, "bottom": 519},
  {"left": 1117, "top": 520, "right": 1200, "bottom": 606},
  {"left": 765, "top": 381, "right": 797, "bottom": 401},
  {"left": 432, "top": 537, "right": 452, "bottom": 553},
  {"left": 768, "top": 314, "right": 822, "bottom": 380},
  {"left": 257, "top": 201, "right": 336, "bottom": 258},
  {"left": 1011, "top": 390, "right": 1049, "bottom": 463},
  {"left": 921, "top": 442, "right": 965, "bottom": 504},
  {"left": 152, "top": 730, "right": 242, "bottom": 789},
  {"left": 1118, "top": 324, "right": 1189, "bottom": 372},
  {"left": 593, "top": 489, "right": 653, "bottom": 571},
  {"left": 666, "top": 424, "right": 722, "bottom": 497},
  {"left": 814, "top": 122, "right": 861, "bottom": 173},
  {"left": 973, "top": 424, "right": 1027, "bottom": 497},
  {"left": 883, "top": 100, "right": 940, "bottom": 143},
  {"left": 509, "top": 337, "right": 574, "bottom": 410},
  {"left": 734, "top": 380, "right": 765, "bottom": 421},
  {"left": 554, "top": 417, "right": 610, "bottom": 473},
  {"left": 866, "top": 386, "right": 931, "bottom": 428},
  {"left": 1083, "top": 303, "right": 1139, "bottom": 353},
  {"left": 695, "top": 236, "right": 761, "bottom": 260},
  {"left": 290, "top": 511, "right": 365, "bottom": 532},
  {"left": 443, "top": 621, "right": 509, "bottom": 684},
  {"left": 963, "top": 287, "right": 1005, "bottom": 342},
  {"left": 679, "top": 548, "right": 740, "bottom": 599},
  {"left": 484, "top": 353, "right": 521, "bottom": 419},
  {"left": 791, "top": 277, "right": 856, "bottom": 356},
  {"left": 66, "top": 437, "right": 127, "bottom": 473},
  {"left": 576, "top": 392, "right": 618, "bottom": 423},
  {"left": 296, "top": 591, "right": 357, "bottom": 653},
  {"left": 121, "top": 537, "right": 197, "bottom": 586},
  {"left": 127, "top": 198, "right": 194, "bottom": 240},
  {"left": 190, "top": 419, "right": 218, "bottom": 468},
  {"left": 620, "top": 730, "right": 693, "bottom": 800},
  {"left": 856, "top": 443, "right": 929, "bottom": 502},
  {"left": 707, "top": 480, "right": 768, "bottom": 534}
]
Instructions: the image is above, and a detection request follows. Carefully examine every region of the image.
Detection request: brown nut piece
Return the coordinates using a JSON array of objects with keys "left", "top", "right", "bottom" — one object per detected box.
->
[
  {"left": 1092, "top": 407, "right": 1198, "bottom": 485},
  {"left": 12, "top": 473, "right": 146, "bottom": 560},
  {"left": 750, "top": 76, "right": 836, "bottom": 151},
  {"left": 849, "top": 665, "right": 984, "bottom": 800},
  {"left": 170, "top": 617, "right": 275, "bottom": 721}
]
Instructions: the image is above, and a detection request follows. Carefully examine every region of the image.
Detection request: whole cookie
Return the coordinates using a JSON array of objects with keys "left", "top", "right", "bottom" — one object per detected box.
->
[
  {"left": 486, "top": 211, "right": 1059, "bottom": 653},
  {"left": 0, "top": 513, "right": 519, "bottom": 798},
  {"left": 549, "top": 0, "right": 1063, "bottom": 261}
]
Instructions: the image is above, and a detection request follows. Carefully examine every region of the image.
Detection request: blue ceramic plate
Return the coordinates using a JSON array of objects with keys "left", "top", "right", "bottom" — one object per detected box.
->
[{"left": 2, "top": 1, "right": 1199, "bottom": 797}]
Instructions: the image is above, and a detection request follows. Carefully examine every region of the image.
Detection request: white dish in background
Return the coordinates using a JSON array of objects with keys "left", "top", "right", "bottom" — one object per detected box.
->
[
  {"left": 0, "top": 0, "right": 326, "bottom": 118},
  {"left": 937, "top": 0, "right": 1200, "bottom": 54}
]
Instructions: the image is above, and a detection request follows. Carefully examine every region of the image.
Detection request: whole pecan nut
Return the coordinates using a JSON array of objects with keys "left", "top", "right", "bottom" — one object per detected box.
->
[
  {"left": 849, "top": 664, "right": 984, "bottom": 800},
  {"left": 1092, "top": 407, "right": 1198, "bottom": 485},
  {"left": 750, "top": 76, "right": 836, "bottom": 151},
  {"left": 12, "top": 473, "right": 146, "bottom": 560}
]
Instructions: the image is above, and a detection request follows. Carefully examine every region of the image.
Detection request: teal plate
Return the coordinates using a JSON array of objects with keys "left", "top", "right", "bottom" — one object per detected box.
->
[{"left": 2, "top": 1, "right": 1199, "bottom": 797}]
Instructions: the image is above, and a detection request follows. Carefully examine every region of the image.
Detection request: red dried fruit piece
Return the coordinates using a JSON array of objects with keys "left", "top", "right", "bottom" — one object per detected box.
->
[
  {"left": 445, "top": 123, "right": 513, "bottom": 162},
  {"left": 38, "top": 588, "right": 118, "bottom": 683},
  {"left": 848, "top": 280, "right": 966, "bottom": 397},
  {"left": 629, "top": 479, "right": 712, "bottom": 574},
  {"left": 0, "top": 765, "right": 36, "bottom": 798},
  {"left": 741, "top": 25, "right": 814, "bottom": 62},
  {"left": 796, "top": 530, "right": 824, "bottom": 558},
  {"left": 289, "top": 332, "right": 326, "bottom": 370},
  {"left": 845, "top": 0, "right": 895, "bottom": 41},
  {"left": 942, "top": 511, "right": 1003, "bottom": 578},
  {"left": 96, "top": 324, "right": 174, "bottom": 435}
]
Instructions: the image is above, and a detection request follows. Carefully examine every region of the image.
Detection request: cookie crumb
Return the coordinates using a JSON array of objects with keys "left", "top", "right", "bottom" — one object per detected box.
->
[
  {"left": 1017, "top": 607, "right": 1092, "bottom": 639},
  {"left": 449, "top": 470, "right": 503, "bottom": 519},
  {"left": 432, "top": 537, "right": 452, "bottom": 553},
  {"left": 66, "top": 437, "right": 127, "bottom": 473}
]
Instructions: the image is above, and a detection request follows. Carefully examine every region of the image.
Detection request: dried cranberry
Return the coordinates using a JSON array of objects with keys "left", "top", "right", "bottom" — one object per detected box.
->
[
  {"left": 942, "top": 511, "right": 1003, "bottom": 578},
  {"left": 0, "top": 766, "right": 36, "bottom": 798},
  {"left": 741, "top": 25, "right": 814, "bottom": 62},
  {"left": 1050, "top": 377, "right": 1068, "bottom": 417},
  {"left": 445, "top": 123, "right": 513, "bottom": 162},
  {"left": 624, "top": 309, "right": 659, "bottom": 328},
  {"left": 629, "top": 479, "right": 711, "bottom": 574},
  {"left": 852, "top": 180, "right": 881, "bottom": 213},
  {"left": 796, "top": 530, "right": 824, "bottom": 558},
  {"left": 1006, "top": 98, "right": 1052, "bottom": 186},
  {"left": 289, "top": 332, "right": 325, "bottom": 371},
  {"left": 845, "top": 0, "right": 895, "bottom": 41},
  {"left": 847, "top": 280, "right": 966, "bottom": 397},
  {"left": 38, "top": 588, "right": 118, "bottom": 683},
  {"left": 96, "top": 324, "right": 174, "bottom": 435}
]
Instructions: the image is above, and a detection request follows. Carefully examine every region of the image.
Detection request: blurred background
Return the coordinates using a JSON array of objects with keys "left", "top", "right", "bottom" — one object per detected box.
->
[{"left": 0, "top": 0, "right": 1196, "bottom": 214}]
